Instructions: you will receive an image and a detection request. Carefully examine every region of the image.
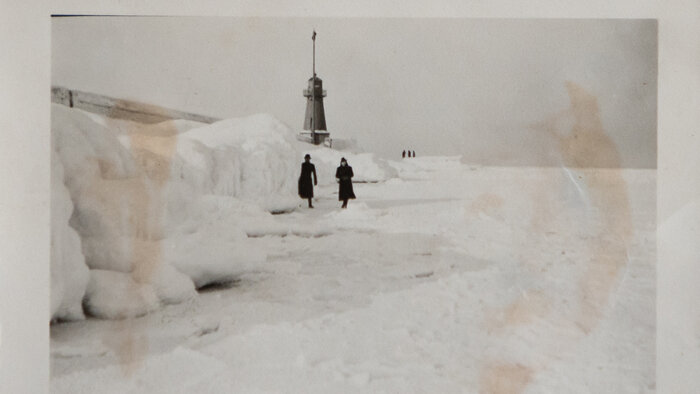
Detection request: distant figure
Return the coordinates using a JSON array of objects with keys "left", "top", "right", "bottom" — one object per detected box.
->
[
  {"left": 402, "top": 150, "right": 406, "bottom": 158},
  {"left": 298, "top": 154, "right": 317, "bottom": 208},
  {"left": 407, "top": 150, "right": 412, "bottom": 158},
  {"left": 335, "top": 157, "right": 356, "bottom": 209},
  {"left": 412, "top": 150, "right": 416, "bottom": 158}
]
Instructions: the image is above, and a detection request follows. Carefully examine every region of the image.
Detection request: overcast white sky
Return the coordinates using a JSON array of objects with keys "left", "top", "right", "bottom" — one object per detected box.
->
[{"left": 52, "top": 17, "right": 656, "bottom": 167}]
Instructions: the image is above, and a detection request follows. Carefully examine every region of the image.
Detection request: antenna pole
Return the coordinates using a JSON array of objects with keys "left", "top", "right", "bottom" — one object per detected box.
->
[{"left": 311, "top": 30, "right": 316, "bottom": 138}]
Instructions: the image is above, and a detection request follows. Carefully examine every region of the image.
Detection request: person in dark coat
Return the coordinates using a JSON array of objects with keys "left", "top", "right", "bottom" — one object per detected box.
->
[
  {"left": 412, "top": 150, "right": 416, "bottom": 158},
  {"left": 298, "top": 154, "right": 317, "bottom": 208},
  {"left": 402, "top": 150, "right": 406, "bottom": 158},
  {"left": 335, "top": 157, "right": 355, "bottom": 209}
]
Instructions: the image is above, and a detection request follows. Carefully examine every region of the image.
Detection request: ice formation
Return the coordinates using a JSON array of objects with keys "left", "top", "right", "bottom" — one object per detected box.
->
[{"left": 50, "top": 104, "right": 396, "bottom": 320}]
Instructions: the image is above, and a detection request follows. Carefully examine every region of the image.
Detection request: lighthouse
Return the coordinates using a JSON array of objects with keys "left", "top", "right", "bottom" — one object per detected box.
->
[{"left": 303, "top": 30, "right": 330, "bottom": 145}]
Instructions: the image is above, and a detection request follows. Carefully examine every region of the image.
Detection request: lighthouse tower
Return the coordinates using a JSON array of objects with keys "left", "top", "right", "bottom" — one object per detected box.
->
[{"left": 303, "top": 30, "right": 330, "bottom": 145}]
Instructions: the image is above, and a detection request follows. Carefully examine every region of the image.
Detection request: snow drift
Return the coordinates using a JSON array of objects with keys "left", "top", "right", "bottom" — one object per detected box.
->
[
  {"left": 50, "top": 150, "right": 90, "bottom": 321},
  {"left": 50, "top": 104, "right": 397, "bottom": 320}
]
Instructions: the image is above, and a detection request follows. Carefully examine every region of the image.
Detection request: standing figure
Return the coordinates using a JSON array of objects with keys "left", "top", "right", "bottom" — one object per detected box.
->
[
  {"left": 298, "top": 154, "right": 317, "bottom": 208},
  {"left": 402, "top": 150, "right": 406, "bottom": 158},
  {"left": 335, "top": 157, "right": 356, "bottom": 209},
  {"left": 412, "top": 150, "right": 416, "bottom": 158},
  {"left": 407, "top": 150, "right": 412, "bottom": 158}
]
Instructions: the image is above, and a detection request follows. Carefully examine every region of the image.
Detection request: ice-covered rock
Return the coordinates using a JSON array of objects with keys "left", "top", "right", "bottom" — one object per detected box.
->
[
  {"left": 83, "top": 270, "right": 160, "bottom": 319},
  {"left": 145, "top": 263, "right": 197, "bottom": 305}
]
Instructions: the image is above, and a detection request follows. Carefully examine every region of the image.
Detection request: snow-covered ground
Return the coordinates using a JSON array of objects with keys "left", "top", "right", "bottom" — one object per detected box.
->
[{"left": 51, "top": 108, "right": 655, "bottom": 394}]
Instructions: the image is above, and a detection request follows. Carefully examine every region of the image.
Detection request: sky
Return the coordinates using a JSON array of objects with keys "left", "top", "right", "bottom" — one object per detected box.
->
[{"left": 52, "top": 17, "right": 657, "bottom": 167}]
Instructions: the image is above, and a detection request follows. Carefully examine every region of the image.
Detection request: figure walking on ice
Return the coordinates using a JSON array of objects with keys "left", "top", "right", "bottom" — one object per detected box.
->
[
  {"left": 298, "top": 154, "right": 317, "bottom": 208},
  {"left": 335, "top": 157, "right": 355, "bottom": 209}
]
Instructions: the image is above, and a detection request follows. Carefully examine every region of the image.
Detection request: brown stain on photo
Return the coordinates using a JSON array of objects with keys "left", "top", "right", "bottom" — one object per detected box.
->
[
  {"left": 127, "top": 125, "right": 178, "bottom": 282},
  {"left": 90, "top": 101, "right": 180, "bottom": 374},
  {"left": 485, "top": 290, "right": 551, "bottom": 333},
  {"left": 480, "top": 363, "right": 534, "bottom": 394},
  {"left": 470, "top": 193, "right": 504, "bottom": 217},
  {"left": 103, "top": 318, "right": 150, "bottom": 376},
  {"left": 479, "top": 82, "right": 633, "bottom": 392},
  {"left": 548, "top": 82, "right": 632, "bottom": 333}
]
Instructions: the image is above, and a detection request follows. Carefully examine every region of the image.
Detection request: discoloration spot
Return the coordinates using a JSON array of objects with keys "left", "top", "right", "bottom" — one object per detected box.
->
[
  {"left": 480, "top": 363, "right": 534, "bottom": 394},
  {"left": 545, "top": 82, "right": 632, "bottom": 332},
  {"left": 470, "top": 193, "right": 504, "bottom": 216},
  {"left": 481, "top": 82, "right": 634, "bottom": 390},
  {"left": 91, "top": 101, "right": 179, "bottom": 374},
  {"left": 486, "top": 290, "right": 550, "bottom": 333},
  {"left": 528, "top": 83, "right": 633, "bottom": 331},
  {"left": 103, "top": 318, "right": 149, "bottom": 376}
]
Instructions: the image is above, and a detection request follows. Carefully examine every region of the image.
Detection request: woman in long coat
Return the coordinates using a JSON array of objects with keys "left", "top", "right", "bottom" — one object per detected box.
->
[
  {"left": 298, "top": 154, "right": 317, "bottom": 208},
  {"left": 335, "top": 157, "right": 356, "bottom": 209}
]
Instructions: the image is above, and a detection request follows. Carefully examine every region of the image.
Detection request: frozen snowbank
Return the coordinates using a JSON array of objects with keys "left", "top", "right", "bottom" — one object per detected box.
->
[
  {"left": 327, "top": 137, "right": 363, "bottom": 153},
  {"left": 162, "top": 197, "right": 269, "bottom": 288},
  {"left": 50, "top": 105, "right": 300, "bottom": 320},
  {"left": 387, "top": 155, "right": 465, "bottom": 181},
  {"left": 173, "top": 114, "right": 301, "bottom": 212},
  {"left": 51, "top": 104, "right": 397, "bottom": 321},
  {"left": 50, "top": 151, "right": 90, "bottom": 321}
]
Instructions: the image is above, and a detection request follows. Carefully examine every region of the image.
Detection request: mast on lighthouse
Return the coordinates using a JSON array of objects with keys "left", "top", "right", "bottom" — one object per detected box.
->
[{"left": 303, "top": 30, "right": 329, "bottom": 145}]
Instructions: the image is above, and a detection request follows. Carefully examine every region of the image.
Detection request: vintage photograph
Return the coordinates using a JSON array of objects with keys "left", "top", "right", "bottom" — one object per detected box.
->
[{"left": 49, "top": 17, "right": 656, "bottom": 392}]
